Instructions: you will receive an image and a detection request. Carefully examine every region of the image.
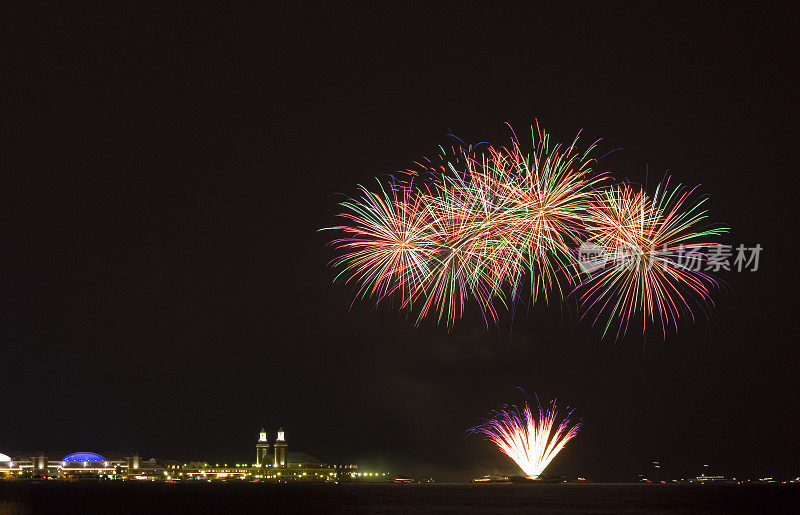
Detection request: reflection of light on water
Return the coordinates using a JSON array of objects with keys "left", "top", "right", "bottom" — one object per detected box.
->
[{"left": 0, "top": 501, "right": 27, "bottom": 514}]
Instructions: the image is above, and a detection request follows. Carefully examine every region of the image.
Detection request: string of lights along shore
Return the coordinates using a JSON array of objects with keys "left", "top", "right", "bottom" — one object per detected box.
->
[
  {"left": 326, "top": 121, "right": 728, "bottom": 338},
  {"left": 0, "top": 429, "right": 390, "bottom": 482}
]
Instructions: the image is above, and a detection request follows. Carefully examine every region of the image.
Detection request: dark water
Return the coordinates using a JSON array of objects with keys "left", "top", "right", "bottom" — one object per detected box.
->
[{"left": 1, "top": 482, "right": 799, "bottom": 514}]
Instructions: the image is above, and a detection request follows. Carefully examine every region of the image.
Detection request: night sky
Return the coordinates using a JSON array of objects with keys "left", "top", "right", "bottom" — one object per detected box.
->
[{"left": 4, "top": 4, "right": 798, "bottom": 481}]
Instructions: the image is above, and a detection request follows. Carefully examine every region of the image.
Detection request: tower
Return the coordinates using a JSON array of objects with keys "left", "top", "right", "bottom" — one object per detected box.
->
[
  {"left": 256, "top": 428, "right": 270, "bottom": 466},
  {"left": 273, "top": 428, "right": 287, "bottom": 467}
]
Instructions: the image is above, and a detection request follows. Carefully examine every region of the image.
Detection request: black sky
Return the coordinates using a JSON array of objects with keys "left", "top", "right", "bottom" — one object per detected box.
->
[{"left": 3, "top": 3, "right": 799, "bottom": 481}]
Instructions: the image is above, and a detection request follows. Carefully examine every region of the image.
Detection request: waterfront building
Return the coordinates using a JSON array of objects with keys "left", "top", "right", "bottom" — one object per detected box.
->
[
  {"left": 1, "top": 428, "right": 376, "bottom": 482},
  {"left": 0, "top": 451, "right": 162, "bottom": 480}
]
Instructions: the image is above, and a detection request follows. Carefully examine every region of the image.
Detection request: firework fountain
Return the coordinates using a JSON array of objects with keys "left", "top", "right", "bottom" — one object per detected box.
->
[{"left": 469, "top": 399, "right": 581, "bottom": 479}]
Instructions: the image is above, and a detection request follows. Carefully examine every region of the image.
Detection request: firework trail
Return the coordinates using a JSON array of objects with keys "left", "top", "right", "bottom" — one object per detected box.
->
[
  {"left": 576, "top": 178, "right": 728, "bottom": 338},
  {"left": 469, "top": 399, "right": 581, "bottom": 479}
]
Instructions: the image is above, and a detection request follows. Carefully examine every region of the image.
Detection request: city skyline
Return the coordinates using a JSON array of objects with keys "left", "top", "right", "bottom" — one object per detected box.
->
[{"left": 0, "top": 427, "right": 372, "bottom": 482}]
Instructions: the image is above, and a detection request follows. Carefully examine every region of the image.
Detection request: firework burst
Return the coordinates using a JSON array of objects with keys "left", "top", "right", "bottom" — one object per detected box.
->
[
  {"left": 325, "top": 122, "right": 728, "bottom": 336},
  {"left": 488, "top": 123, "right": 606, "bottom": 302},
  {"left": 326, "top": 123, "right": 605, "bottom": 325},
  {"left": 576, "top": 178, "right": 729, "bottom": 338},
  {"left": 327, "top": 181, "right": 437, "bottom": 307},
  {"left": 470, "top": 399, "right": 581, "bottom": 479}
]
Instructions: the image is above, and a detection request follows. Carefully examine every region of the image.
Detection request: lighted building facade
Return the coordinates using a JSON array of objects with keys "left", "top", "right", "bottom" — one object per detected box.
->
[
  {"left": 243, "top": 428, "right": 358, "bottom": 481},
  {"left": 0, "top": 451, "right": 163, "bottom": 480}
]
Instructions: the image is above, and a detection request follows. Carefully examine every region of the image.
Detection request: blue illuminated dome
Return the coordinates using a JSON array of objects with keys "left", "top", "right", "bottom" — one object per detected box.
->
[{"left": 62, "top": 452, "right": 105, "bottom": 462}]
